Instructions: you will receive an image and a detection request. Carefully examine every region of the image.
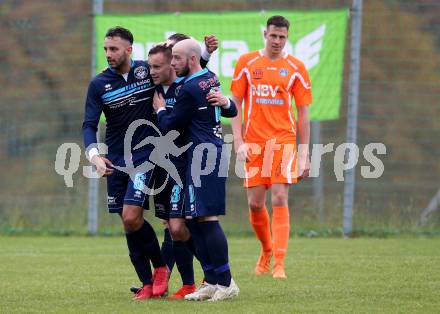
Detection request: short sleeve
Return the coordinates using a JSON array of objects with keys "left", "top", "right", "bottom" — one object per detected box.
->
[
  {"left": 291, "top": 64, "right": 312, "bottom": 107},
  {"left": 230, "top": 55, "right": 249, "bottom": 99}
]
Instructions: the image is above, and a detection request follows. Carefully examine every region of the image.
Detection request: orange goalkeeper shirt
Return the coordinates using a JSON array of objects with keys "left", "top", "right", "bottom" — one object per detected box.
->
[{"left": 231, "top": 50, "right": 312, "bottom": 144}]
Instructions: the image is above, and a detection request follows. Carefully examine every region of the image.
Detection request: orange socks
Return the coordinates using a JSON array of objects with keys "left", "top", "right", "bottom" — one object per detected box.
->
[
  {"left": 272, "top": 206, "right": 290, "bottom": 266},
  {"left": 249, "top": 207, "right": 272, "bottom": 253},
  {"left": 250, "top": 206, "right": 290, "bottom": 267}
]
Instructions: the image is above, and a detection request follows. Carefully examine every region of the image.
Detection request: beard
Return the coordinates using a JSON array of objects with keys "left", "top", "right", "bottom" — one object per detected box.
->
[
  {"left": 177, "top": 64, "right": 190, "bottom": 77},
  {"left": 108, "top": 54, "right": 127, "bottom": 70},
  {"left": 176, "top": 58, "right": 190, "bottom": 77}
]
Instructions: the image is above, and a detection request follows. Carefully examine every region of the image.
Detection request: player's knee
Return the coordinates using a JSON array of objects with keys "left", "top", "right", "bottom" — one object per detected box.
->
[
  {"left": 271, "top": 192, "right": 288, "bottom": 207},
  {"left": 122, "top": 212, "right": 143, "bottom": 232},
  {"left": 169, "top": 223, "right": 189, "bottom": 241},
  {"left": 248, "top": 199, "right": 265, "bottom": 211}
]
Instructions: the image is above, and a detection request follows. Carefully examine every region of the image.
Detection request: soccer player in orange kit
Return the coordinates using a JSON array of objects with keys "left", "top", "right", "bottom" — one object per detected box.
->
[{"left": 230, "top": 15, "right": 312, "bottom": 279}]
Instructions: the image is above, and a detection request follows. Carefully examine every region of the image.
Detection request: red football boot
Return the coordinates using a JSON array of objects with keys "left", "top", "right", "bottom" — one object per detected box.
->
[
  {"left": 168, "top": 284, "right": 196, "bottom": 299},
  {"left": 152, "top": 266, "right": 170, "bottom": 297},
  {"left": 133, "top": 284, "right": 153, "bottom": 300}
]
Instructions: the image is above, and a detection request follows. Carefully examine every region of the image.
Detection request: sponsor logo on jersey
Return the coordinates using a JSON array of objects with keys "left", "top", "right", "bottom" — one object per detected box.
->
[
  {"left": 252, "top": 84, "right": 283, "bottom": 105},
  {"left": 127, "top": 96, "right": 138, "bottom": 106},
  {"left": 138, "top": 79, "right": 152, "bottom": 85},
  {"left": 198, "top": 76, "right": 220, "bottom": 91},
  {"left": 255, "top": 98, "right": 285, "bottom": 105},
  {"left": 251, "top": 84, "right": 280, "bottom": 98},
  {"left": 134, "top": 66, "right": 149, "bottom": 79},
  {"left": 165, "top": 98, "right": 176, "bottom": 106}
]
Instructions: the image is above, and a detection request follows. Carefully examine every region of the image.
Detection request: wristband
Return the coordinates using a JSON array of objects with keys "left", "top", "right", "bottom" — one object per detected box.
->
[
  {"left": 87, "top": 147, "right": 99, "bottom": 162},
  {"left": 201, "top": 45, "right": 211, "bottom": 61},
  {"left": 222, "top": 97, "right": 231, "bottom": 109}
]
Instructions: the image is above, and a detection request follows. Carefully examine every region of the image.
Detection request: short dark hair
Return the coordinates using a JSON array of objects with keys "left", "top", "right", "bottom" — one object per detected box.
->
[
  {"left": 267, "top": 15, "right": 290, "bottom": 30},
  {"left": 105, "top": 26, "right": 133, "bottom": 44},
  {"left": 148, "top": 43, "right": 172, "bottom": 61},
  {"left": 167, "top": 33, "right": 190, "bottom": 43}
]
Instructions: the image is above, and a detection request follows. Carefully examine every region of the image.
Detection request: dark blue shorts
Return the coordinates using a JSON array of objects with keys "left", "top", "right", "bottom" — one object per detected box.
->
[
  {"left": 185, "top": 149, "right": 226, "bottom": 218},
  {"left": 152, "top": 163, "right": 187, "bottom": 220},
  {"left": 106, "top": 167, "right": 154, "bottom": 214},
  {"left": 151, "top": 166, "right": 171, "bottom": 220}
]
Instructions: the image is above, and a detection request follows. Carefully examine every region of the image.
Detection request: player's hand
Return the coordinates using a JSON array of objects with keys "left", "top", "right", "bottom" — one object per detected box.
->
[
  {"left": 206, "top": 90, "right": 228, "bottom": 107},
  {"left": 297, "top": 151, "right": 310, "bottom": 181},
  {"left": 204, "top": 35, "right": 219, "bottom": 54},
  {"left": 153, "top": 91, "right": 165, "bottom": 112},
  {"left": 91, "top": 155, "right": 114, "bottom": 177},
  {"left": 234, "top": 138, "right": 250, "bottom": 162}
]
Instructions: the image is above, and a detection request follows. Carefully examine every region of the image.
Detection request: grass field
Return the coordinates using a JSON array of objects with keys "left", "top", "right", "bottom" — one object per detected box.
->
[{"left": 1, "top": 236, "right": 439, "bottom": 313}]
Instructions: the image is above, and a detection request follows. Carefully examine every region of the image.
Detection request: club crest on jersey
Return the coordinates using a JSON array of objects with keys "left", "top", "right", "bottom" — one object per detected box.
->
[
  {"left": 134, "top": 66, "right": 149, "bottom": 79},
  {"left": 175, "top": 85, "right": 182, "bottom": 96},
  {"left": 280, "top": 68, "right": 288, "bottom": 77},
  {"left": 253, "top": 68, "right": 264, "bottom": 80}
]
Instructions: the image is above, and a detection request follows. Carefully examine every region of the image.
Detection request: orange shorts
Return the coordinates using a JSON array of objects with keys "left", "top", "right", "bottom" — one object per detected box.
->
[{"left": 244, "top": 140, "right": 298, "bottom": 188}]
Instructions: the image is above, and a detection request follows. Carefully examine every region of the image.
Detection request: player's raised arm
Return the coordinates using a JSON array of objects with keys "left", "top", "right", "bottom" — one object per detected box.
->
[
  {"left": 166, "top": 33, "right": 218, "bottom": 69},
  {"left": 200, "top": 35, "right": 219, "bottom": 68}
]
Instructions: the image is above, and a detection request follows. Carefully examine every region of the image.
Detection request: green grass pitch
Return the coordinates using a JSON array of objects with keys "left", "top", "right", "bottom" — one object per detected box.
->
[{"left": 1, "top": 236, "right": 439, "bottom": 313}]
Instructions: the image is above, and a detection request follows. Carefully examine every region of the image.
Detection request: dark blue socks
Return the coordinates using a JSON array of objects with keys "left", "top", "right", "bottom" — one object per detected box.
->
[
  {"left": 126, "top": 230, "right": 152, "bottom": 285},
  {"left": 199, "top": 221, "right": 232, "bottom": 287},
  {"left": 161, "top": 228, "right": 175, "bottom": 272},
  {"left": 186, "top": 219, "right": 217, "bottom": 284},
  {"left": 173, "top": 240, "right": 195, "bottom": 285},
  {"left": 162, "top": 225, "right": 196, "bottom": 285}
]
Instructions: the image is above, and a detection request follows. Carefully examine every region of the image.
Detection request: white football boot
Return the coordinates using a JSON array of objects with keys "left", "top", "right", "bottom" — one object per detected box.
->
[
  {"left": 208, "top": 278, "right": 240, "bottom": 301},
  {"left": 184, "top": 282, "right": 218, "bottom": 301}
]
